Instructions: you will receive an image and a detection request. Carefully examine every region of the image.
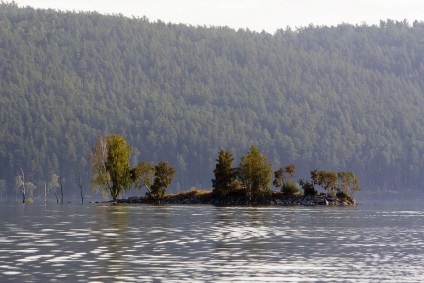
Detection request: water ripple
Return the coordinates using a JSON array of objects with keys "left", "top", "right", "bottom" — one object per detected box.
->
[{"left": 0, "top": 204, "right": 423, "bottom": 282}]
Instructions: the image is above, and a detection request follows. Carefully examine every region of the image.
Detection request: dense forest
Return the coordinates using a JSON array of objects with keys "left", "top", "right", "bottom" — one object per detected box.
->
[{"left": 1, "top": 2, "right": 424, "bottom": 199}]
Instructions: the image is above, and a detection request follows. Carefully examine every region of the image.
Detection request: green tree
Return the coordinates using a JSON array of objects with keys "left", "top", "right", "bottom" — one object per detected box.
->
[
  {"left": 299, "top": 179, "right": 317, "bottom": 196},
  {"left": 336, "top": 171, "right": 360, "bottom": 197},
  {"left": 212, "top": 150, "right": 236, "bottom": 198},
  {"left": 238, "top": 146, "right": 273, "bottom": 200},
  {"left": 310, "top": 170, "right": 338, "bottom": 196},
  {"left": 131, "top": 161, "right": 155, "bottom": 195},
  {"left": 311, "top": 169, "right": 360, "bottom": 198},
  {"left": 150, "top": 161, "right": 176, "bottom": 199},
  {"left": 90, "top": 134, "right": 132, "bottom": 202}
]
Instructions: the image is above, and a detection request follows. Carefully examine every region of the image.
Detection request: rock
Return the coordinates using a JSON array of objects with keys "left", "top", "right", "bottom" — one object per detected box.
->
[{"left": 317, "top": 199, "right": 329, "bottom": 205}]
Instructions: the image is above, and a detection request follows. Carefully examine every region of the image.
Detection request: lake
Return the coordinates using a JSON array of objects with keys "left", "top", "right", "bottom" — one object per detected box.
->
[{"left": 0, "top": 201, "right": 423, "bottom": 282}]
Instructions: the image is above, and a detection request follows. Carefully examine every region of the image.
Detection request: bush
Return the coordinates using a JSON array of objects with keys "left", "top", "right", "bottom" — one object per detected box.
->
[
  {"left": 282, "top": 181, "right": 300, "bottom": 196},
  {"left": 299, "top": 180, "right": 317, "bottom": 196},
  {"left": 336, "top": 191, "right": 354, "bottom": 204},
  {"left": 174, "top": 188, "right": 211, "bottom": 200}
]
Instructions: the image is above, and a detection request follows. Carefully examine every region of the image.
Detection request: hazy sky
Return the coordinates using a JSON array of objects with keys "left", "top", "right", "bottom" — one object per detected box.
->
[{"left": 12, "top": 0, "right": 424, "bottom": 33}]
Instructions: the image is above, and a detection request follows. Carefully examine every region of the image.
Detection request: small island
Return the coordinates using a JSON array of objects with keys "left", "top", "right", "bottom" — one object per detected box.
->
[
  {"left": 121, "top": 190, "right": 354, "bottom": 206},
  {"left": 91, "top": 135, "right": 359, "bottom": 206}
]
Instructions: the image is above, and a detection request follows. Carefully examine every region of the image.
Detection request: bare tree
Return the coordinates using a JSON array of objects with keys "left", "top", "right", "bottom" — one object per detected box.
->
[
  {"left": 74, "top": 159, "right": 86, "bottom": 204},
  {"left": 49, "top": 174, "right": 60, "bottom": 203},
  {"left": 19, "top": 168, "right": 26, "bottom": 204},
  {"left": 0, "top": 180, "right": 7, "bottom": 199},
  {"left": 59, "top": 175, "right": 64, "bottom": 204}
]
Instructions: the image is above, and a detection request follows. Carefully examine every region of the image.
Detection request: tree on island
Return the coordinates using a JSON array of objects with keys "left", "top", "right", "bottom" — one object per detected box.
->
[
  {"left": 310, "top": 169, "right": 360, "bottom": 201},
  {"left": 149, "top": 161, "right": 176, "bottom": 200},
  {"left": 238, "top": 146, "right": 273, "bottom": 200},
  {"left": 131, "top": 161, "right": 156, "bottom": 195},
  {"left": 273, "top": 164, "right": 300, "bottom": 196},
  {"left": 299, "top": 179, "right": 317, "bottom": 196},
  {"left": 90, "top": 134, "right": 132, "bottom": 202},
  {"left": 212, "top": 150, "right": 237, "bottom": 198},
  {"left": 311, "top": 170, "right": 338, "bottom": 196},
  {"left": 335, "top": 171, "right": 360, "bottom": 201}
]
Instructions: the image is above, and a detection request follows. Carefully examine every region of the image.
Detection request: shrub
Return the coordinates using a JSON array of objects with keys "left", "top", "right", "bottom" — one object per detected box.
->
[
  {"left": 336, "top": 191, "right": 354, "bottom": 204},
  {"left": 299, "top": 180, "right": 317, "bottom": 196},
  {"left": 282, "top": 181, "right": 300, "bottom": 196},
  {"left": 174, "top": 188, "right": 212, "bottom": 200}
]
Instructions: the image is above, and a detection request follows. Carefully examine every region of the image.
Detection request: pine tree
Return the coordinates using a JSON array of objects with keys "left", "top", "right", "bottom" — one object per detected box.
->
[{"left": 212, "top": 150, "right": 236, "bottom": 198}]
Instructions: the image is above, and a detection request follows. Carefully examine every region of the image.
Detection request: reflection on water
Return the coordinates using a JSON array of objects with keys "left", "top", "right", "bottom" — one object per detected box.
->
[{"left": 0, "top": 203, "right": 423, "bottom": 282}]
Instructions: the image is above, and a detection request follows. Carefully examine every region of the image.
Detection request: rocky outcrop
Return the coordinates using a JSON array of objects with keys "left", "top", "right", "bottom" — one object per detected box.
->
[{"left": 119, "top": 193, "right": 355, "bottom": 206}]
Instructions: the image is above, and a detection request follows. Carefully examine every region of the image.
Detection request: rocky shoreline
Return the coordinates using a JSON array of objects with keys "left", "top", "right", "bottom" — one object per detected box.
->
[{"left": 118, "top": 192, "right": 355, "bottom": 206}]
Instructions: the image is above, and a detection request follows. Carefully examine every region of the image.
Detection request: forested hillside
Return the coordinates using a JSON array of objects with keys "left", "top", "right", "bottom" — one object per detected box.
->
[{"left": 1, "top": 2, "right": 424, "bottom": 198}]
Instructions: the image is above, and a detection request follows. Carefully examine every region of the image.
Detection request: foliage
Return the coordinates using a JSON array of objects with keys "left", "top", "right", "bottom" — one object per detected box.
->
[
  {"left": 90, "top": 136, "right": 110, "bottom": 196},
  {"left": 48, "top": 173, "right": 60, "bottom": 203},
  {"left": 1, "top": 3, "right": 424, "bottom": 195},
  {"left": 238, "top": 146, "right": 273, "bottom": 199},
  {"left": 172, "top": 188, "right": 212, "bottom": 201},
  {"left": 311, "top": 170, "right": 338, "bottom": 196},
  {"left": 91, "top": 134, "right": 132, "bottom": 201},
  {"left": 150, "top": 161, "right": 176, "bottom": 199},
  {"left": 337, "top": 171, "right": 360, "bottom": 196},
  {"left": 131, "top": 161, "right": 155, "bottom": 194},
  {"left": 274, "top": 164, "right": 299, "bottom": 196},
  {"left": 336, "top": 191, "right": 354, "bottom": 204},
  {"left": 281, "top": 181, "right": 300, "bottom": 196},
  {"left": 311, "top": 169, "right": 360, "bottom": 198},
  {"left": 299, "top": 179, "right": 317, "bottom": 196},
  {"left": 273, "top": 164, "right": 296, "bottom": 188},
  {"left": 212, "top": 150, "right": 236, "bottom": 197}
]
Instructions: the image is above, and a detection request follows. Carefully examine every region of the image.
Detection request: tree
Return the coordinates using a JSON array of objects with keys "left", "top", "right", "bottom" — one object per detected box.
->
[
  {"left": 212, "top": 150, "right": 236, "bottom": 197},
  {"left": 310, "top": 169, "right": 360, "bottom": 198},
  {"left": 273, "top": 164, "right": 299, "bottom": 195},
  {"left": 25, "top": 182, "right": 37, "bottom": 202},
  {"left": 15, "top": 169, "right": 36, "bottom": 204},
  {"left": 336, "top": 171, "right": 360, "bottom": 196},
  {"left": 74, "top": 160, "right": 86, "bottom": 204},
  {"left": 49, "top": 173, "right": 60, "bottom": 203},
  {"left": 299, "top": 179, "right": 317, "bottom": 196},
  {"left": 238, "top": 146, "right": 273, "bottom": 200},
  {"left": 0, "top": 179, "right": 7, "bottom": 199},
  {"left": 59, "top": 175, "right": 64, "bottom": 205},
  {"left": 16, "top": 168, "right": 26, "bottom": 204},
  {"left": 150, "top": 161, "right": 175, "bottom": 199},
  {"left": 310, "top": 170, "right": 338, "bottom": 196},
  {"left": 131, "top": 161, "right": 155, "bottom": 195},
  {"left": 90, "top": 134, "right": 132, "bottom": 202}
]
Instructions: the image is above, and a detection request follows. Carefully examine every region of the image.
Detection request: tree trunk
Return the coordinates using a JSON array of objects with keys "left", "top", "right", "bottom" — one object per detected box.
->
[
  {"left": 20, "top": 168, "right": 26, "bottom": 204},
  {"left": 54, "top": 189, "right": 59, "bottom": 204},
  {"left": 80, "top": 185, "right": 84, "bottom": 204},
  {"left": 59, "top": 176, "right": 63, "bottom": 204}
]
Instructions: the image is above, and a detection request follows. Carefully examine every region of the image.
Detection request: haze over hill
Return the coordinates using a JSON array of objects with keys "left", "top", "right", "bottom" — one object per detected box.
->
[
  {"left": 1, "top": 3, "right": 424, "bottom": 198},
  {"left": 13, "top": 0, "right": 424, "bottom": 33}
]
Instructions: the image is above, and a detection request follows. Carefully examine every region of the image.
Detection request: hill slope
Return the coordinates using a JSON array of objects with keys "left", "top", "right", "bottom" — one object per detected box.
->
[{"left": 1, "top": 3, "right": 424, "bottom": 197}]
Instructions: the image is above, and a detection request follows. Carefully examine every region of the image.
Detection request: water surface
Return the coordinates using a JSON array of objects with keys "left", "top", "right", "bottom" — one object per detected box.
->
[{"left": 0, "top": 202, "right": 423, "bottom": 282}]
